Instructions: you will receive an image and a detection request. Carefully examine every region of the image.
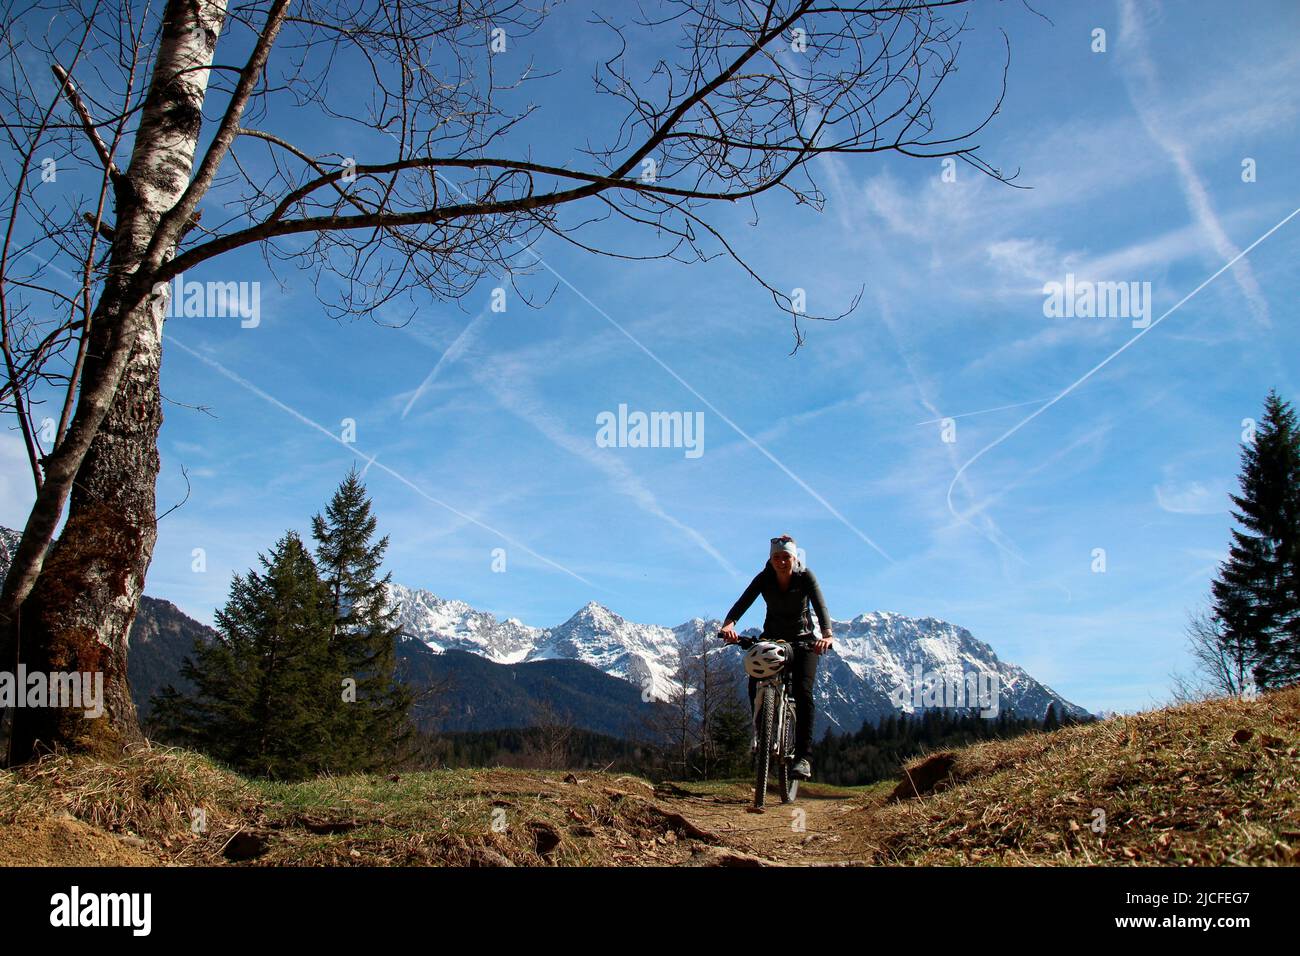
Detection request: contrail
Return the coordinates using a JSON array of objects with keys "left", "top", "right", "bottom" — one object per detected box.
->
[
  {"left": 432, "top": 171, "right": 894, "bottom": 564},
  {"left": 401, "top": 303, "right": 492, "bottom": 419},
  {"left": 916, "top": 396, "right": 1058, "bottom": 426},
  {"left": 165, "top": 333, "right": 596, "bottom": 587},
  {"left": 1118, "top": 0, "right": 1270, "bottom": 326},
  {"left": 947, "top": 203, "right": 1300, "bottom": 535}
]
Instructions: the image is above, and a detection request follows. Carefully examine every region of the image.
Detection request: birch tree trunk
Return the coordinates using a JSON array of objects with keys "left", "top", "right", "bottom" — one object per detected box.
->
[{"left": 5, "top": 0, "right": 229, "bottom": 763}]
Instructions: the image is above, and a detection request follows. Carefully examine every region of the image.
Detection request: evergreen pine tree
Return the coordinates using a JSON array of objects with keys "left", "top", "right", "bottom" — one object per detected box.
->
[
  {"left": 707, "top": 692, "right": 752, "bottom": 778},
  {"left": 311, "top": 468, "right": 413, "bottom": 770},
  {"left": 1043, "top": 702, "right": 1059, "bottom": 731},
  {"left": 153, "top": 532, "right": 338, "bottom": 780},
  {"left": 1211, "top": 391, "right": 1300, "bottom": 689}
]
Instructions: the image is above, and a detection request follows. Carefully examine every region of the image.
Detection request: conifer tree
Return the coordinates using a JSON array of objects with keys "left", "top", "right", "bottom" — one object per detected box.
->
[
  {"left": 311, "top": 469, "right": 413, "bottom": 770},
  {"left": 1211, "top": 391, "right": 1300, "bottom": 689},
  {"left": 153, "top": 532, "right": 338, "bottom": 780},
  {"left": 708, "top": 690, "right": 752, "bottom": 778},
  {"left": 1043, "top": 702, "right": 1059, "bottom": 731}
]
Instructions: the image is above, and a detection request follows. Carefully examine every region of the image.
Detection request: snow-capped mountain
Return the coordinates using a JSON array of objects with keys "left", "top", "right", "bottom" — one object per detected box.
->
[
  {"left": 531, "top": 601, "right": 685, "bottom": 701},
  {"left": 820, "top": 611, "right": 1088, "bottom": 728},
  {"left": 387, "top": 583, "right": 1092, "bottom": 731},
  {"left": 0, "top": 529, "right": 1089, "bottom": 734},
  {"left": 388, "top": 583, "right": 541, "bottom": 663},
  {"left": 0, "top": 526, "right": 20, "bottom": 583}
]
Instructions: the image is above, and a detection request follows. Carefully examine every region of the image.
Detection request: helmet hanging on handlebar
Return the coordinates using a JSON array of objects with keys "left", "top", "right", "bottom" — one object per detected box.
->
[{"left": 743, "top": 641, "right": 790, "bottom": 679}]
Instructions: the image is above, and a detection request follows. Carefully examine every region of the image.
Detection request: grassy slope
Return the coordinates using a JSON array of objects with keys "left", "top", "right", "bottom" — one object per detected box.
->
[
  {"left": 862, "top": 685, "right": 1300, "bottom": 865},
  {"left": 1, "top": 687, "right": 1297, "bottom": 866}
]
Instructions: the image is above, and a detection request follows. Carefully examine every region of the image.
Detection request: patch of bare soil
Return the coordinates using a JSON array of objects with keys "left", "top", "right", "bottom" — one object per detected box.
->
[
  {"left": 650, "top": 782, "right": 880, "bottom": 866},
  {"left": 0, "top": 816, "right": 161, "bottom": 866}
]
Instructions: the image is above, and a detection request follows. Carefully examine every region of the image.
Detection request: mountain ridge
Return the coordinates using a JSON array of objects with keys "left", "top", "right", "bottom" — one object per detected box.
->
[
  {"left": 387, "top": 582, "right": 1092, "bottom": 730},
  {"left": 0, "top": 527, "right": 1091, "bottom": 734}
]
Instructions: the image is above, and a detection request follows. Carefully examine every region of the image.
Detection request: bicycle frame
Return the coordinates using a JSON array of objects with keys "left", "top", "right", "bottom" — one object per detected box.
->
[
  {"left": 726, "top": 633, "right": 814, "bottom": 809},
  {"left": 751, "top": 668, "right": 795, "bottom": 759}
]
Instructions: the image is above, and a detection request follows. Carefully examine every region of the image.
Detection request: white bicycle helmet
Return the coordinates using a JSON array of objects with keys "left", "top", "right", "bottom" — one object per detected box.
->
[{"left": 743, "top": 641, "right": 789, "bottom": 679}]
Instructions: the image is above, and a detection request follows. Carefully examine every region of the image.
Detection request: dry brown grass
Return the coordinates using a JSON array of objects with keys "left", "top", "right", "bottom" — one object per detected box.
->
[
  {"left": 0, "top": 752, "right": 712, "bottom": 866},
  {"left": 855, "top": 686, "right": 1300, "bottom": 865},
  {"left": 240, "top": 768, "right": 712, "bottom": 866},
  {"left": 3, "top": 687, "right": 1297, "bottom": 867},
  {"left": 0, "top": 742, "right": 256, "bottom": 861}
]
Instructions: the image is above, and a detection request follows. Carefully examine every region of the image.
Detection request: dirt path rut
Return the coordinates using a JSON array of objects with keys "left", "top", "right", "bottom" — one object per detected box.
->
[{"left": 651, "top": 781, "right": 883, "bottom": 865}]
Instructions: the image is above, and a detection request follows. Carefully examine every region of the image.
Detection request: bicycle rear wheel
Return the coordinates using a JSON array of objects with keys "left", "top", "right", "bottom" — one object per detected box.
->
[
  {"left": 778, "top": 696, "right": 799, "bottom": 803},
  {"left": 753, "top": 684, "right": 775, "bottom": 810}
]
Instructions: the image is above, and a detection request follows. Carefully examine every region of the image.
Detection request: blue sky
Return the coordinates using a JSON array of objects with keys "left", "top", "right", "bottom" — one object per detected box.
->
[{"left": 3, "top": 0, "right": 1298, "bottom": 716}]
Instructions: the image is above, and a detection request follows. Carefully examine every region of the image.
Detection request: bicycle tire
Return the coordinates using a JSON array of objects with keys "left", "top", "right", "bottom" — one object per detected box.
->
[
  {"left": 753, "top": 684, "right": 776, "bottom": 810},
  {"left": 779, "top": 696, "right": 799, "bottom": 803}
]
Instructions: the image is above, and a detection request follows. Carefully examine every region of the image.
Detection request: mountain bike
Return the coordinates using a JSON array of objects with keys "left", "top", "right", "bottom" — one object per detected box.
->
[{"left": 722, "top": 632, "right": 815, "bottom": 811}]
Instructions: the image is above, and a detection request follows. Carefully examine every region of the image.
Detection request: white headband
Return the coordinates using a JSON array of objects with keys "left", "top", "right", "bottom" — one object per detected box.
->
[
  {"left": 770, "top": 537, "right": 804, "bottom": 570},
  {"left": 770, "top": 538, "right": 799, "bottom": 558}
]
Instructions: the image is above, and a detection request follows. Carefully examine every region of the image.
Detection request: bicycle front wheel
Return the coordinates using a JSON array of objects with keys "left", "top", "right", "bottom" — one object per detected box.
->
[{"left": 753, "top": 684, "right": 776, "bottom": 810}]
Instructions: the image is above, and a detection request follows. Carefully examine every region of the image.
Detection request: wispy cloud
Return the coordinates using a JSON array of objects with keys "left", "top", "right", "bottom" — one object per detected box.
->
[
  {"left": 874, "top": 294, "right": 1021, "bottom": 562},
  {"left": 1154, "top": 480, "right": 1228, "bottom": 515},
  {"left": 946, "top": 202, "right": 1300, "bottom": 559},
  {"left": 1117, "top": 0, "right": 1271, "bottom": 325},
  {"left": 472, "top": 353, "right": 740, "bottom": 578},
  {"left": 165, "top": 334, "right": 595, "bottom": 587}
]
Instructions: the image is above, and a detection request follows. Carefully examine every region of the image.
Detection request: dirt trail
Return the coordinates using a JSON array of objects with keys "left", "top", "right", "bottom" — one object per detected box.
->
[{"left": 651, "top": 782, "right": 882, "bottom": 865}]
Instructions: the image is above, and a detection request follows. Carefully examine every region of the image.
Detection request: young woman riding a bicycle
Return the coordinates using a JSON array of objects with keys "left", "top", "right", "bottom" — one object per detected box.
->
[{"left": 718, "top": 534, "right": 834, "bottom": 783}]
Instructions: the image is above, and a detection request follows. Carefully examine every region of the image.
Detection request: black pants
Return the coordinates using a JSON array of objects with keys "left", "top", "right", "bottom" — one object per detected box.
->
[{"left": 747, "top": 640, "right": 819, "bottom": 759}]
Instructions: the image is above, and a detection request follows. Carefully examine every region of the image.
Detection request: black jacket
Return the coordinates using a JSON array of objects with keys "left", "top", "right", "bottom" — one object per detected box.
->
[{"left": 725, "top": 564, "right": 831, "bottom": 640}]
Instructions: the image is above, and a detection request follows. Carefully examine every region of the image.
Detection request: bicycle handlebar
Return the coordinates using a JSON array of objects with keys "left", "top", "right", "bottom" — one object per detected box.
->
[{"left": 717, "top": 631, "right": 817, "bottom": 651}]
